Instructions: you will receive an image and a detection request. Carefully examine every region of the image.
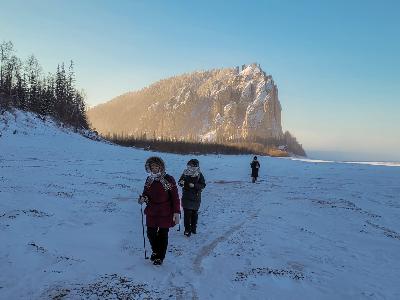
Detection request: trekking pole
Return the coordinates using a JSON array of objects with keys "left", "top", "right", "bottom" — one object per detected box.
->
[
  {"left": 177, "top": 212, "right": 181, "bottom": 231},
  {"left": 140, "top": 203, "right": 149, "bottom": 259}
]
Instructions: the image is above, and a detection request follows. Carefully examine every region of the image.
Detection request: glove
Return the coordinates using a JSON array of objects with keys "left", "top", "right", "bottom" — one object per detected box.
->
[
  {"left": 189, "top": 183, "right": 195, "bottom": 188},
  {"left": 178, "top": 180, "right": 185, "bottom": 187},
  {"left": 138, "top": 195, "right": 148, "bottom": 204},
  {"left": 173, "top": 213, "right": 180, "bottom": 225}
]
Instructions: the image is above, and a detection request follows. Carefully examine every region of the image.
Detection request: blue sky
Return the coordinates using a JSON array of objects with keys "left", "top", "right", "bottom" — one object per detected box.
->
[{"left": 1, "top": 0, "right": 399, "bottom": 160}]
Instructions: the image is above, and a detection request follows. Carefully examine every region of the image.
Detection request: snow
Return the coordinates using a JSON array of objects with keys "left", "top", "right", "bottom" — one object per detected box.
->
[
  {"left": 245, "top": 101, "right": 265, "bottom": 127},
  {"left": 147, "top": 102, "right": 160, "bottom": 111},
  {"left": 243, "top": 78, "right": 276, "bottom": 128},
  {"left": 1, "top": 110, "right": 400, "bottom": 299},
  {"left": 241, "top": 81, "right": 253, "bottom": 98},
  {"left": 288, "top": 157, "right": 335, "bottom": 164},
  {"left": 214, "top": 113, "right": 224, "bottom": 126},
  {"left": 223, "top": 102, "right": 235, "bottom": 115},
  {"left": 199, "top": 130, "right": 217, "bottom": 143},
  {"left": 239, "top": 64, "right": 262, "bottom": 77},
  {"left": 288, "top": 157, "right": 400, "bottom": 168},
  {"left": 343, "top": 161, "right": 400, "bottom": 167}
]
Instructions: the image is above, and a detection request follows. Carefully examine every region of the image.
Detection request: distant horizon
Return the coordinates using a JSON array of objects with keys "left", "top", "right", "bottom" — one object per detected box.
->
[
  {"left": 1, "top": 0, "right": 399, "bottom": 161},
  {"left": 306, "top": 149, "right": 400, "bottom": 163}
]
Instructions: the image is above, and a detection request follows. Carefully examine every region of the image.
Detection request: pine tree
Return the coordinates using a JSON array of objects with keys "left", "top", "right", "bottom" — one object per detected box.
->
[
  {"left": 14, "top": 65, "right": 26, "bottom": 109},
  {"left": 0, "top": 41, "right": 14, "bottom": 96},
  {"left": 25, "top": 55, "right": 42, "bottom": 113},
  {"left": 55, "top": 63, "right": 67, "bottom": 121},
  {"left": 1, "top": 40, "right": 89, "bottom": 129}
]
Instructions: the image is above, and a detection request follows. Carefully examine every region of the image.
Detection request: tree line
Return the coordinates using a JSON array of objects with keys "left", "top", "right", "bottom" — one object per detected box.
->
[
  {"left": 105, "top": 131, "right": 306, "bottom": 157},
  {"left": 0, "top": 41, "right": 88, "bottom": 129}
]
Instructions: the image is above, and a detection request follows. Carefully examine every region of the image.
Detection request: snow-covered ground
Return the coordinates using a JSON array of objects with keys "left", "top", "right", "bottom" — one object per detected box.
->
[{"left": 1, "top": 110, "right": 399, "bottom": 299}]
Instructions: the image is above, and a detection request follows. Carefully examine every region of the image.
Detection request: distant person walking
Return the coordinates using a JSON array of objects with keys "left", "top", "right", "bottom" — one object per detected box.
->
[
  {"left": 178, "top": 159, "right": 206, "bottom": 237},
  {"left": 250, "top": 156, "right": 260, "bottom": 183},
  {"left": 138, "top": 156, "right": 180, "bottom": 265}
]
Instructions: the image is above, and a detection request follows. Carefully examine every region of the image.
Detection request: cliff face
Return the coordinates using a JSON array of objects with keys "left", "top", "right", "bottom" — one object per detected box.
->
[{"left": 88, "top": 63, "right": 283, "bottom": 142}]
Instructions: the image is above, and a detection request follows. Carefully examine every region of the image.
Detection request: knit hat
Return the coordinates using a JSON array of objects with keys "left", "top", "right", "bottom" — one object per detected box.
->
[
  {"left": 187, "top": 159, "right": 199, "bottom": 167},
  {"left": 145, "top": 156, "right": 166, "bottom": 173}
]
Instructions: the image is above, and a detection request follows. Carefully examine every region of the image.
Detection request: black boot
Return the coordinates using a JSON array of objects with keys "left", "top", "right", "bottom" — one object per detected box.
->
[
  {"left": 153, "top": 258, "right": 163, "bottom": 266},
  {"left": 191, "top": 210, "right": 198, "bottom": 234},
  {"left": 184, "top": 209, "right": 192, "bottom": 235},
  {"left": 150, "top": 253, "right": 158, "bottom": 261}
]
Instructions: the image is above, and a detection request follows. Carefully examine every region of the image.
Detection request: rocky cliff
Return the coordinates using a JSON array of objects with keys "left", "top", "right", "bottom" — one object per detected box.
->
[{"left": 88, "top": 63, "right": 284, "bottom": 142}]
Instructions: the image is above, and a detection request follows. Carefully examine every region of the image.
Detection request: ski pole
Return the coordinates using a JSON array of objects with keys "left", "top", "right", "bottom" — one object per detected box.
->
[
  {"left": 140, "top": 203, "right": 149, "bottom": 259},
  {"left": 177, "top": 211, "right": 181, "bottom": 231}
]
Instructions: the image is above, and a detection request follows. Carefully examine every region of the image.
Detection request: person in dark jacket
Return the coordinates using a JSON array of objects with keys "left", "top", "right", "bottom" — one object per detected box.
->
[
  {"left": 138, "top": 156, "right": 180, "bottom": 265},
  {"left": 250, "top": 156, "right": 260, "bottom": 183},
  {"left": 178, "top": 159, "right": 206, "bottom": 237}
]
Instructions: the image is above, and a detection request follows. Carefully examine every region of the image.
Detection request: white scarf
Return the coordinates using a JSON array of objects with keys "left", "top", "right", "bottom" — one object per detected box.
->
[
  {"left": 145, "top": 171, "right": 171, "bottom": 191},
  {"left": 183, "top": 166, "right": 200, "bottom": 177}
]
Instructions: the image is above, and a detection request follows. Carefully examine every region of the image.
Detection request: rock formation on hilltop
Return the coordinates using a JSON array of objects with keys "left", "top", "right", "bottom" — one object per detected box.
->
[{"left": 88, "top": 63, "right": 288, "bottom": 144}]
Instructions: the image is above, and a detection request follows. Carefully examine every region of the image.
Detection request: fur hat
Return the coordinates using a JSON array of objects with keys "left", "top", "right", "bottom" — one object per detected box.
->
[
  {"left": 145, "top": 156, "right": 165, "bottom": 173},
  {"left": 187, "top": 159, "right": 199, "bottom": 167}
]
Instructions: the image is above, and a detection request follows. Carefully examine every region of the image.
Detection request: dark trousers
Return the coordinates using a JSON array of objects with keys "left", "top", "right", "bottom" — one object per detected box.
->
[
  {"left": 147, "top": 227, "right": 169, "bottom": 260},
  {"left": 184, "top": 209, "right": 198, "bottom": 233}
]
